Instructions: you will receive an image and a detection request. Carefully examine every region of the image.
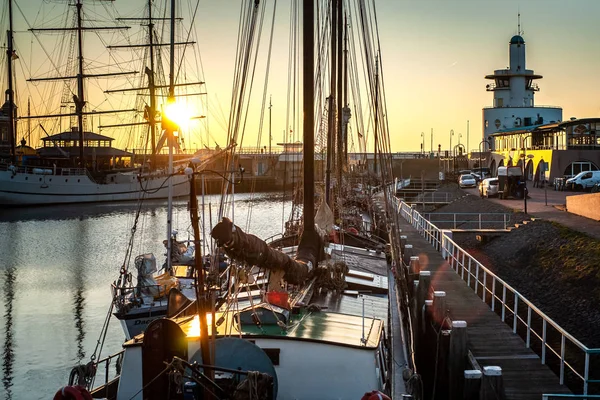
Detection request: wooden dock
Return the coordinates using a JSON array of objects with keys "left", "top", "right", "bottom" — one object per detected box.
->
[{"left": 396, "top": 216, "right": 572, "bottom": 399}]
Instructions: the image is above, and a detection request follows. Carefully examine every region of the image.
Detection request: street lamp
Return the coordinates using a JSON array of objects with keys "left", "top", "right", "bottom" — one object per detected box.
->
[
  {"left": 479, "top": 138, "right": 491, "bottom": 197},
  {"left": 521, "top": 134, "right": 532, "bottom": 214},
  {"left": 458, "top": 132, "right": 462, "bottom": 146},
  {"left": 449, "top": 129, "right": 454, "bottom": 154},
  {"left": 420, "top": 132, "right": 425, "bottom": 155}
]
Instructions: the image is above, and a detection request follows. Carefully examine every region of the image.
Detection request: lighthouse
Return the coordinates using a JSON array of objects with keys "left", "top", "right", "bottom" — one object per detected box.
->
[{"left": 482, "top": 34, "right": 562, "bottom": 147}]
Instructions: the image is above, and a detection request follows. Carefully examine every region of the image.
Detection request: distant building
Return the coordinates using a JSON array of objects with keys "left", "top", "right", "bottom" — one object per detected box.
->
[{"left": 481, "top": 34, "right": 600, "bottom": 182}]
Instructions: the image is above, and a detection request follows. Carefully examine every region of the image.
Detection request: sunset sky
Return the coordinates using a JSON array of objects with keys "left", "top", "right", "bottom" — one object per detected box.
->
[{"left": 6, "top": 0, "right": 600, "bottom": 153}]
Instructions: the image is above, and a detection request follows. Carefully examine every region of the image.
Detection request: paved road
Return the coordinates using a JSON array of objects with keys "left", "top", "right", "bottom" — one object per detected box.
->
[{"left": 463, "top": 184, "right": 600, "bottom": 239}]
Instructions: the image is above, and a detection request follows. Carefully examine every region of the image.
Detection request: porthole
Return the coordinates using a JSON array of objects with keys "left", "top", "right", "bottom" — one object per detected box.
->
[
  {"left": 25, "top": 177, "right": 28, "bottom": 180},
  {"left": 77, "top": 179, "right": 80, "bottom": 183},
  {"left": 39, "top": 178, "right": 42, "bottom": 182},
  {"left": 65, "top": 179, "right": 68, "bottom": 182}
]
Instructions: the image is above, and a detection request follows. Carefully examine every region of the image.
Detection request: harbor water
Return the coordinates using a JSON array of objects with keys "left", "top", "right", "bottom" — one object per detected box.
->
[{"left": 0, "top": 192, "right": 291, "bottom": 400}]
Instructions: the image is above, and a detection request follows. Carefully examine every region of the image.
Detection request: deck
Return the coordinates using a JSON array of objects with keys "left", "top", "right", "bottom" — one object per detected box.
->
[{"left": 396, "top": 215, "right": 572, "bottom": 399}]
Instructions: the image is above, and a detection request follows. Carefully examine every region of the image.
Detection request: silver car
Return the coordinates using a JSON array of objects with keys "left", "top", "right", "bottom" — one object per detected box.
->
[
  {"left": 479, "top": 178, "right": 499, "bottom": 197},
  {"left": 459, "top": 174, "right": 476, "bottom": 188}
]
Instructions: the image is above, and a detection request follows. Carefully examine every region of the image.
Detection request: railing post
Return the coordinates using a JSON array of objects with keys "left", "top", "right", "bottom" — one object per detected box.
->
[
  {"left": 464, "top": 257, "right": 469, "bottom": 281},
  {"left": 467, "top": 259, "right": 471, "bottom": 286},
  {"left": 453, "top": 213, "right": 457, "bottom": 229},
  {"left": 560, "top": 334, "right": 565, "bottom": 385},
  {"left": 501, "top": 286, "right": 506, "bottom": 322},
  {"left": 542, "top": 319, "right": 547, "bottom": 364},
  {"left": 513, "top": 294, "right": 519, "bottom": 333},
  {"left": 584, "top": 352, "right": 590, "bottom": 395},
  {"left": 526, "top": 306, "right": 532, "bottom": 348},
  {"left": 504, "top": 213, "right": 507, "bottom": 230},
  {"left": 475, "top": 264, "right": 479, "bottom": 294},
  {"left": 482, "top": 270, "right": 487, "bottom": 302},
  {"left": 491, "top": 277, "right": 496, "bottom": 311},
  {"left": 479, "top": 213, "right": 482, "bottom": 229}
]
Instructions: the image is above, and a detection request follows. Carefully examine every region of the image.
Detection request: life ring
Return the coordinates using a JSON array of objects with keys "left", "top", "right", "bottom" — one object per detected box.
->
[
  {"left": 361, "top": 391, "right": 391, "bottom": 400},
  {"left": 53, "top": 385, "right": 93, "bottom": 400}
]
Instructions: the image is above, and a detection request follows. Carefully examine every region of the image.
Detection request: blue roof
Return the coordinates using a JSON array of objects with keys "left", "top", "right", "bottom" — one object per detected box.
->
[{"left": 510, "top": 35, "right": 525, "bottom": 45}]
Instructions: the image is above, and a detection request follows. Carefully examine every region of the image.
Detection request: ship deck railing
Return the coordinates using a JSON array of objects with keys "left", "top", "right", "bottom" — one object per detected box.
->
[
  {"left": 392, "top": 197, "right": 600, "bottom": 395},
  {"left": 0, "top": 161, "right": 89, "bottom": 176}
]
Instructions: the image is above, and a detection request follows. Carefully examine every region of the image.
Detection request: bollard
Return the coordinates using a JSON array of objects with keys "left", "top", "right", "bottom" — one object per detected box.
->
[
  {"left": 464, "top": 370, "right": 482, "bottom": 400},
  {"left": 433, "top": 291, "right": 447, "bottom": 328},
  {"left": 480, "top": 366, "right": 505, "bottom": 400},
  {"left": 403, "top": 244, "right": 413, "bottom": 265},
  {"left": 400, "top": 235, "right": 407, "bottom": 253},
  {"left": 409, "top": 255, "right": 420, "bottom": 275},
  {"left": 449, "top": 321, "right": 468, "bottom": 400}
]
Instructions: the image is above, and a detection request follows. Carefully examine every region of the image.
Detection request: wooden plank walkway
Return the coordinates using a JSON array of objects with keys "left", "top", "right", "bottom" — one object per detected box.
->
[{"left": 396, "top": 216, "right": 572, "bottom": 400}]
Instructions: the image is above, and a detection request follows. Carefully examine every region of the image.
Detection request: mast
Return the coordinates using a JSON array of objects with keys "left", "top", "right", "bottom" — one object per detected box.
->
[
  {"left": 303, "top": 0, "right": 315, "bottom": 229},
  {"left": 335, "top": 0, "right": 343, "bottom": 196},
  {"left": 373, "top": 55, "right": 379, "bottom": 176},
  {"left": 325, "top": 0, "right": 337, "bottom": 206},
  {"left": 147, "top": 1, "right": 158, "bottom": 168},
  {"left": 343, "top": 14, "right": 349, "bottom": 164},
  {"left": 6, "top": 0, "right": 16, "bottom": 163},
  {"left": 74, "top": 0, "right": 85, "bottom": 166},
  {"left": 26, "top": 1, "right": 133, "bottom": 165}
]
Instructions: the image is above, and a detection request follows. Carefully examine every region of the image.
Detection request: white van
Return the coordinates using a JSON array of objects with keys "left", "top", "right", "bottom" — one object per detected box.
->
[{"left": 566, "top": 170, "right": 600, "bottom": 190}]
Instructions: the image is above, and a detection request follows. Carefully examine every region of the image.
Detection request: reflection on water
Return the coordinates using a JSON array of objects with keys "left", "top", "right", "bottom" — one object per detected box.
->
[
  {"left": 0, "top": 193, "right": 290, "bottom": 399},
  {"left": 2, "top": 266, "right": 15, "bottom": 400},
  {"left": 2, "top": 226, "right": 17, "bottom": 400}
]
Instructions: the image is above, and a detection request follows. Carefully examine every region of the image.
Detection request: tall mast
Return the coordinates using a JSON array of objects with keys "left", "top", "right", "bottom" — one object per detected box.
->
[
  {"left": 269, "top": 95, "right": 272, "bottom": 155},
  {"left": 343, "top": 14, "right": 349, "bottom": 164},
  {"left": 373, "top": 55, "right": 379, "bottom": 176},
  {"left": 325, "top": 0, "right": 337, "bottom": 206},
  {"left": 26, "top": 1, "right": 133, "bottom": 166},
  {"left": 7, "top": 0, "right": 16, "bottom": 163},
  {"left": 335, "top": 0, "right": 343, "bottom": 194},
  {"left": 75, "top": 0, "right": 85, "bottom": 167},
  {"left": 147, "top": 1, "right": 158, "bottom": 168},
  {"left": 303, "top": 0, "right": 315, "bottom": 228}
]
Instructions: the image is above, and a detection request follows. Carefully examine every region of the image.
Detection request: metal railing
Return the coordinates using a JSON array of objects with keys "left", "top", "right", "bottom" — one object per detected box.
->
[
  {"left": 421, "top": 212, "right": 511, "bottom": 230},
  {"left": 393, "top": 197, "right": 600, "bottom": 394}
]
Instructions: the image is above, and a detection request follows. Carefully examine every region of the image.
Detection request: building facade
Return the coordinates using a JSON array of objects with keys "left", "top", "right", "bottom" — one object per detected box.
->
[{"left": 481, "top": 34, "right": 600, "bottom": 183}]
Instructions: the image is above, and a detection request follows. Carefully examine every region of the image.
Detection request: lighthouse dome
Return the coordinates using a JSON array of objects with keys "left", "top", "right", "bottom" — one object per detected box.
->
[{"left": 510, "top": 35, "right": 525, "bottom": 45}]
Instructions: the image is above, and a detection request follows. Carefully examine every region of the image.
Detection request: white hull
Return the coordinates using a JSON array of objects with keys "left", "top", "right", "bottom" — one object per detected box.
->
[{"left": 0, "top": 168, "right": 189, "bottom": 205}]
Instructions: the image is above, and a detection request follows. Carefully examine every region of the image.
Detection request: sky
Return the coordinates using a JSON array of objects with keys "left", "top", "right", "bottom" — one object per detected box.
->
[{"left": 4, "top": 0, "right": 600, "bottom": 154}]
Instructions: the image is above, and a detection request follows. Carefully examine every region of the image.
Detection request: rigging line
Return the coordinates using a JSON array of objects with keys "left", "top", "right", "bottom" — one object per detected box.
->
[
  {"left": 246, "top": 1, "right": 279, "bottom": 232},
  {"left": 173, "top": 0, "right": 201, "bottom": 86},
  {"left": 219, "top": 1, "right": 260, "bottom": 220}
]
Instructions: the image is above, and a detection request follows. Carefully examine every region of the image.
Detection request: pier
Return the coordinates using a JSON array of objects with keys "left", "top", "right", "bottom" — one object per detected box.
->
[{"left": 381, "top": 194, "right": 600, "bottom": 398}]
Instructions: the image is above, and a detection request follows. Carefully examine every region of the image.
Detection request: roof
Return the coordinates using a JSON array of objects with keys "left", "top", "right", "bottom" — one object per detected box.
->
[
  {"left": 42, "top": 130, "right": 115, "bottom": 142},
  {"left": 510, "top": 35, "right": 525, "bottom": 45}
]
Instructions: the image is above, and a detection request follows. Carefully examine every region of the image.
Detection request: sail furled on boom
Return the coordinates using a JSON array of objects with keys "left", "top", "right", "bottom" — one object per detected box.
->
[{"left": 211, "top": 217, "right": 324, "bottom": 285}]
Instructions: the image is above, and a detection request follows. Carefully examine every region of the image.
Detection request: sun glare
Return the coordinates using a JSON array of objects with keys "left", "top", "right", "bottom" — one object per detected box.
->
[{"left": 163, "top": 101, "right": 193, "bottom": 130}]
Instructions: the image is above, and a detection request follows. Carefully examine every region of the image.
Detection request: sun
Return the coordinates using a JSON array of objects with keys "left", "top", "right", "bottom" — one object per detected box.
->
[{"left": 163, "top": 100, "right": 193, "bottom": 131}]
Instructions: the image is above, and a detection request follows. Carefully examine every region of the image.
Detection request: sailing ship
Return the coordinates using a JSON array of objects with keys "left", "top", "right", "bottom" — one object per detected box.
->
[
  {"left": 55, "top": 1, "right": 419, "bottom": 399},
  {"left": 0, "top": 0, "right": 205, "bottom": 206}
]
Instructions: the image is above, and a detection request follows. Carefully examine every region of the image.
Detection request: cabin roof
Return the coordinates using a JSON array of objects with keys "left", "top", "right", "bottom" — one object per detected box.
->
[{"left": 42, "top": 130, "right": 115, "bottom": 142}]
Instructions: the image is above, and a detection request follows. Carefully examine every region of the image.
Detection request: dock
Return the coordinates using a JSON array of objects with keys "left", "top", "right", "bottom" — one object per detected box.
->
[{"left": 392, "top": 201, "right": 574, "bottom": 399}]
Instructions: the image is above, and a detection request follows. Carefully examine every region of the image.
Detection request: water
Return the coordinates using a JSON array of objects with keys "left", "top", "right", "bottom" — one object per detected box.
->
[{"left": 0, "top": 192, "right": 291, "bottom": 399}]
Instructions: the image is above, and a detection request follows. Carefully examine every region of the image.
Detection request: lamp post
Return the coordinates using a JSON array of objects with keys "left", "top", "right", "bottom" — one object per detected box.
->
[
  {"left": 521, "top": 134, "right": 532, "bottom": 214},
  {"left": 420, "top": 132, "right": 425, "bottom": 155},
  {"left": 479, "top": 138, "right": 490, "bottom": 197},
  {"left": 458, "top": 132, "right": 462, "bottom": 146},
  {"left": 430, "top": 128, "right": 433, "bottom": 155}
]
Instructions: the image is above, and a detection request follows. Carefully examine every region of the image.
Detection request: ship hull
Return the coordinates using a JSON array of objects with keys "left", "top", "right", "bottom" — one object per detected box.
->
[{"left": 0, "top": 169, "right": 189, "bottom": 205}]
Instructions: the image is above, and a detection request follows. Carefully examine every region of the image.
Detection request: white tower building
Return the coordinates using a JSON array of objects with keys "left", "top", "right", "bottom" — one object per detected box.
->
[{"left": 482, "top": 34, "right": 562, "bottom": 148}]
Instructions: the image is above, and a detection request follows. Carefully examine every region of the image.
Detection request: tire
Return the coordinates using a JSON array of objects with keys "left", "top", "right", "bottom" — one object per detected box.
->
[{"left": 576, "top": 184, "right": 583, "bottom": 191}]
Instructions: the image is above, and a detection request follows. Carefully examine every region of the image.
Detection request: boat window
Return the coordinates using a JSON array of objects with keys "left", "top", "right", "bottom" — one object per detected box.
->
[{"left": 261, "top": 348, "right": 280, "bottom": 366}]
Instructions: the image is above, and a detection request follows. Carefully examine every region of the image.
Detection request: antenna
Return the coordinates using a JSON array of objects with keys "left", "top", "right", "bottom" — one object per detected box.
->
[{"left": 518, "top": 12, "right": 522, "bottom": 36}]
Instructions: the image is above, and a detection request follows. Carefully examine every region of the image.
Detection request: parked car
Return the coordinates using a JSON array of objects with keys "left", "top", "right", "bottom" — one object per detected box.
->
[
  {"left": 479, "top": 178, "right": 499, "bottom": 198},
  {"left": 470, "top": 172, "right": 483, "bottom": 183},
  {"left": 565, "top": 170, "right": 600, "bottom": 191},
  {"left": 458, "top": 174, "right": 477, "bottom": 188}
]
